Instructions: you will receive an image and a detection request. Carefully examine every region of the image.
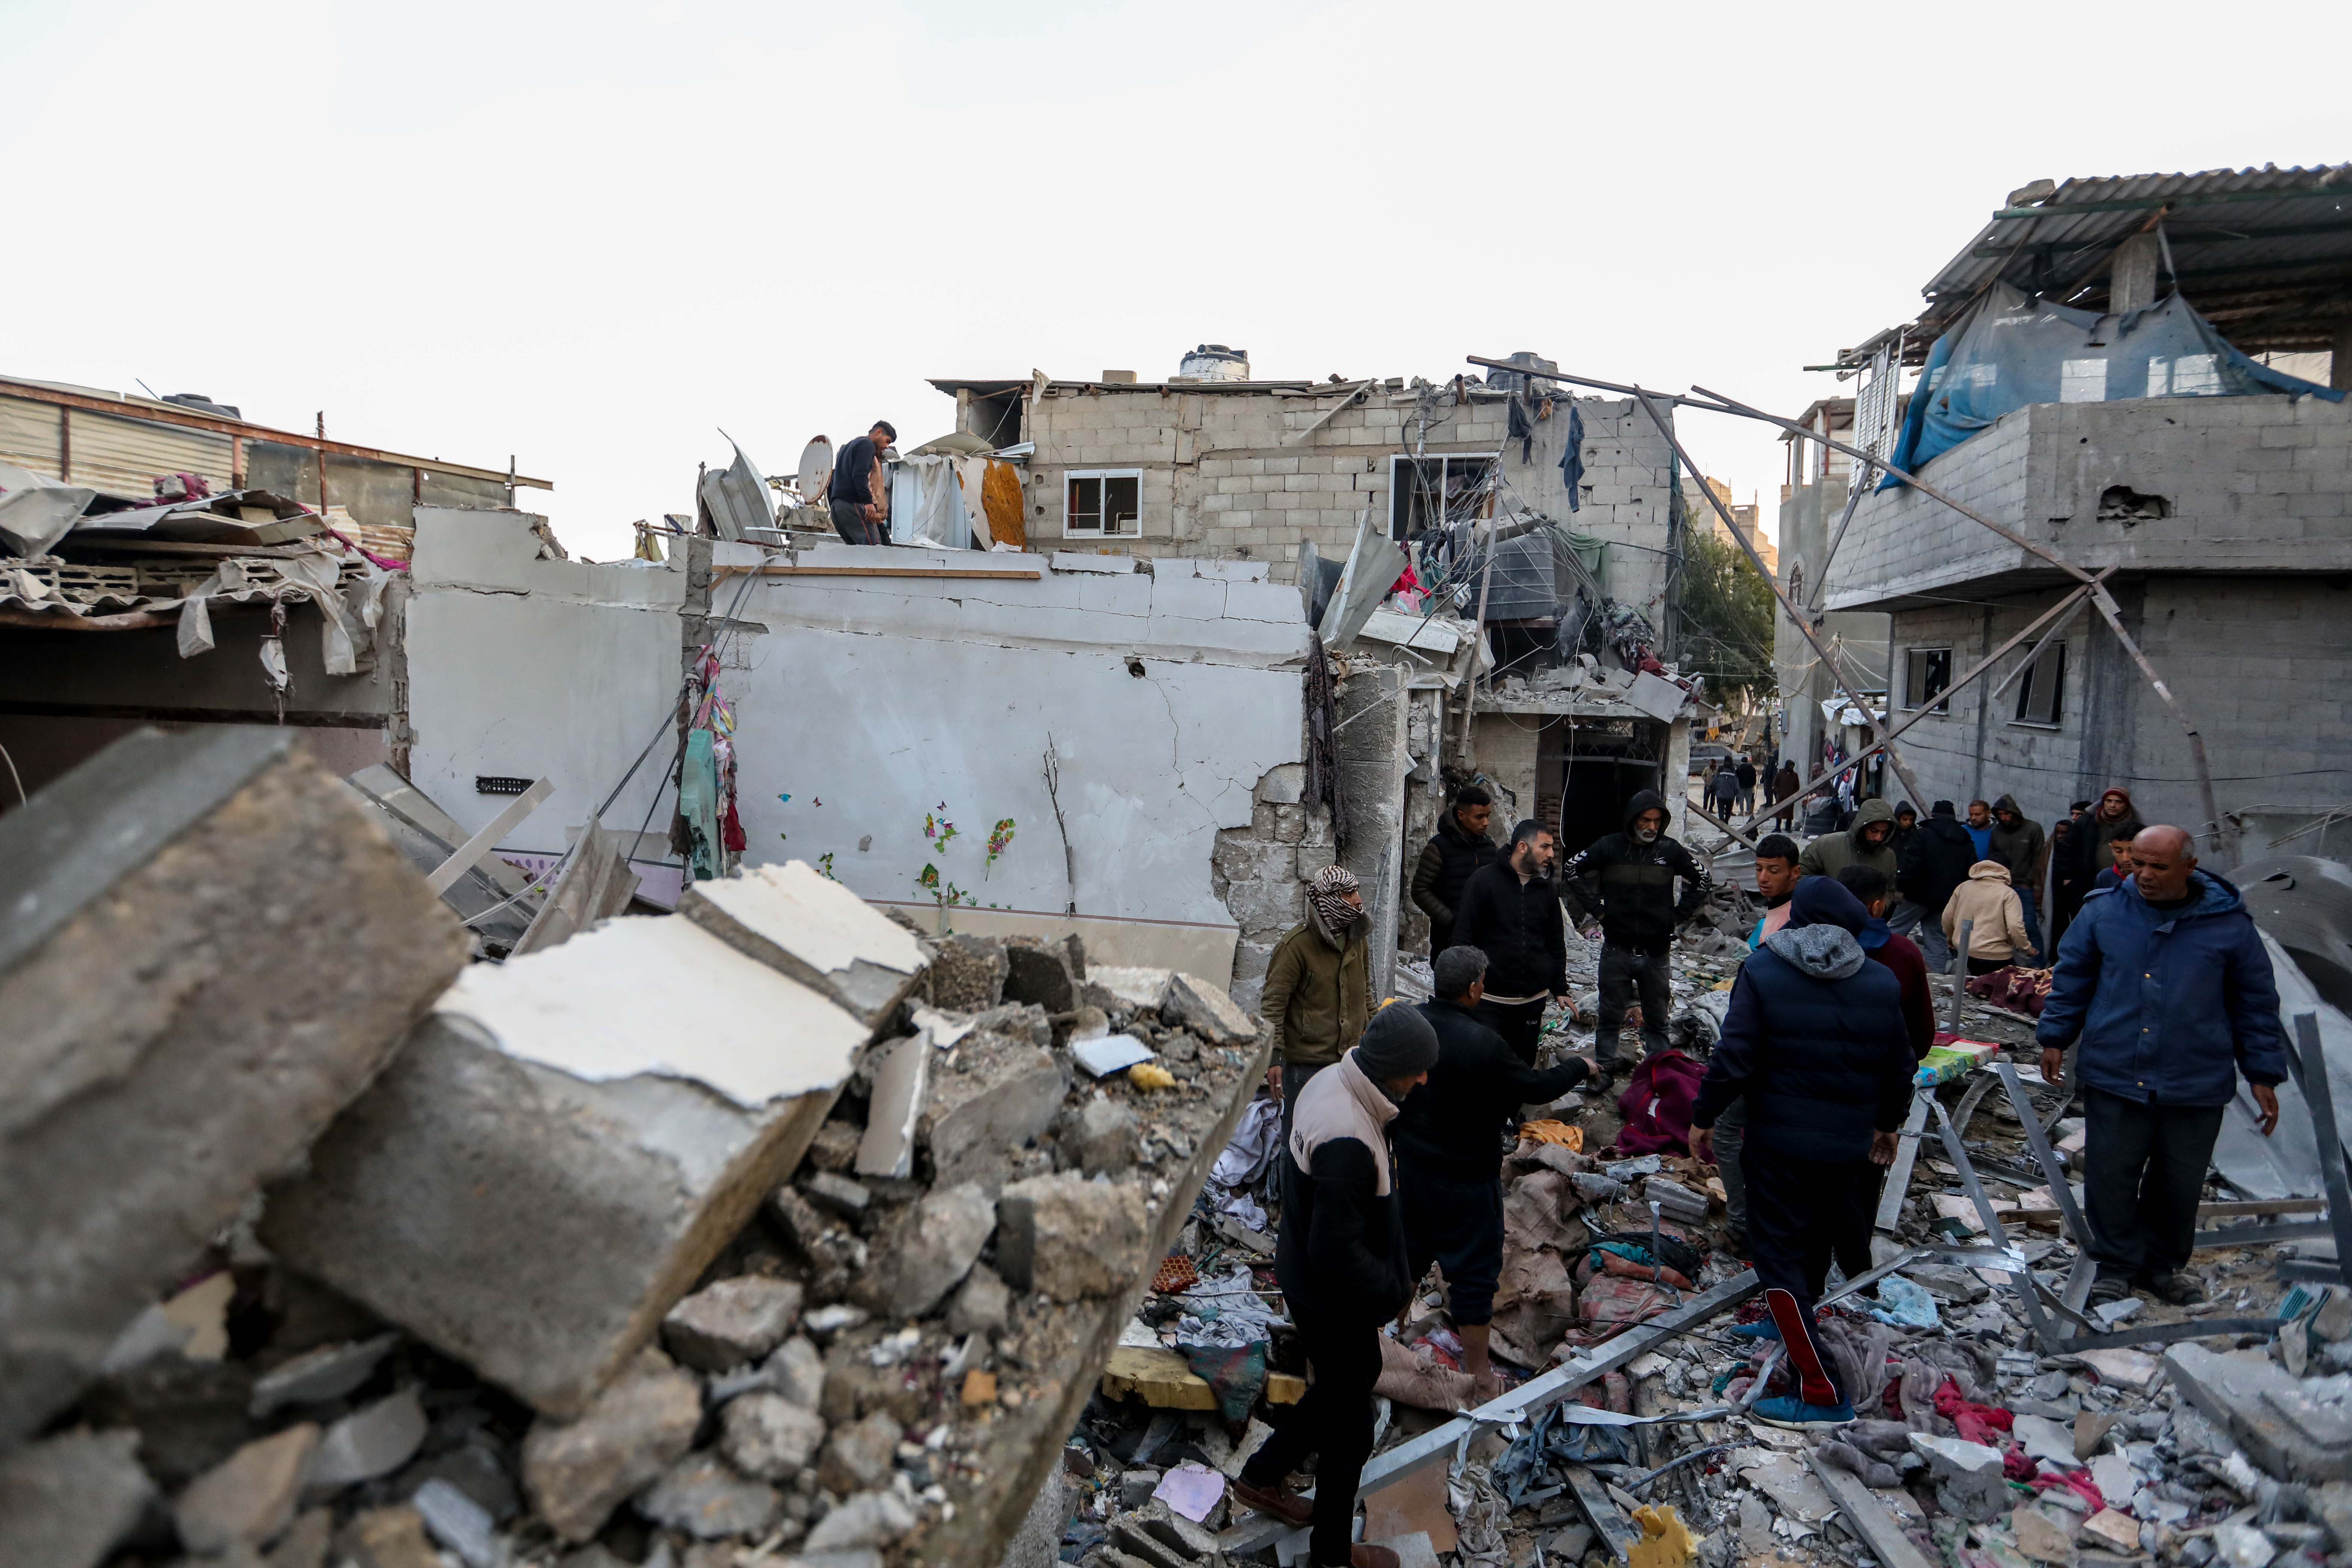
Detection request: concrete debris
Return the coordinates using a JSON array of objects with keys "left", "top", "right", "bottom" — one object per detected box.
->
[
  {"left": 927, "top": 934, "right": 1010, "bottom": 1011},
  {"left": 818, "top": 1409, "right": 902, "bottom": 1495},
  {"left": 248, "top": 1333, "right": 401, "bottom": 1417},
  {"left": 309, "top": 1386, "right": 428, "bottom": 1487},
  {"left": 1910, "top": 1433, "right": 2010, "bottom": 1522},
  {"left": 922, "top": 1029, "right": 1070, "bottom": 1192},
  {"left": 679, "top": 859, "right": 927, "bottom": 1030},
  {"left": 0, "top": 728, "right": 467, "bottom": 1446},
  {"left": 1165, "top": 970, "right": 1259, "bottom": 1046},
  {"left": 662, "top": 1276, "right": 805, "bottom": 1372},
  {"left": 1069, "top": 1096, "right": 1143, "bottom": 1176},
  {"left": 175, "top": 1421, "right": 323, "bottom": 1555},
  {"left": 635, "top": 1451, "right": 783, "bottom": 1538},
  {"left": 1004, "top": 933, "right": 1085, "bottom": 1013},
  {"left": 853, "top": 1181, "right": 995, "bottom": 1319},
  {"left": 0, "top": 1428, "right": 155, "bottom": 1568},
  {"left": 998, "top": 1171, "right": 1151, "bottom": 1299},
  {"left": 520, "top": 1349, "right": 704, "bottom": 1541},
  {"left": 2167, "top": 1343, "right": 2352, "bottom": 1481},
  {"left": 720, "top": 1390, "right": 827, "bottom": 1479},
  {"left": 413, "top": 1477, "right": 502, "bottom": 1568},
  {"left": 805, "top": 1487, "right": 920, "bottom": 1552}
]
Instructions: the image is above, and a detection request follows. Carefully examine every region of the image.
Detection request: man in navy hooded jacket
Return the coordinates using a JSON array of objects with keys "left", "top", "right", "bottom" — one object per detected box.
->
[
  {"left": 1691, "top": 878, "right": 1913, "bottom": 1428},
  {"left": 2039, "top": 825, "right": 2286, "bottom": 1307}
]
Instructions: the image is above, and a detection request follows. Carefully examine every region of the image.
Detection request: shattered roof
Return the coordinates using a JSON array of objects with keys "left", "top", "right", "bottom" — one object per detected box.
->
[{"left": 1860, "top": 164, "right": 2352, "bottom": 364}]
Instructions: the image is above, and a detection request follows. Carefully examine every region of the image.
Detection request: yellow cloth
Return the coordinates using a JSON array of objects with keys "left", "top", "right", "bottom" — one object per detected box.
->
[{"left": 1518, "top": 1120, "right": 1584, "bottom": 1152}]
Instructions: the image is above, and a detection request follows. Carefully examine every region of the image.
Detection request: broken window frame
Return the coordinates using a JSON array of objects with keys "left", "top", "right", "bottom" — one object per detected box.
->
[
  {"left": 1387, "top": 453, "right": 1499, "bottom": 543},
  {"left": 2011, "top": 639, "right": 2067, "bottom": 728},
  {"left": 1904, "top": 646, "right": 1953, "bottom": 714},
  {"left": 1063, "top": 469, "right": 1143, "bottom": 538}
]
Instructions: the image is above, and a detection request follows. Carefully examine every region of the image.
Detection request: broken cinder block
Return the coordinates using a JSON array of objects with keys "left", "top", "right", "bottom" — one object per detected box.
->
[
  {"left": 680, "top": 860, "right": 927, "bottom": 1032},
  {"left": 263, "top": 900, "right": 884, "bottom": 1417},
  {"left": 923, "top": 1031, "right": 1070, "bottom": 1192},
  {"left": 0, "top": 727, "right": 468, "bottom": 1449},
  {"left": 998, "top": 1172, "right": 1149, "bottom": 1301}
]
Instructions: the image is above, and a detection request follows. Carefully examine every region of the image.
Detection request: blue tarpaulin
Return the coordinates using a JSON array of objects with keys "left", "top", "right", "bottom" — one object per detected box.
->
[{"left": 1883, "top": 284, "right": 2342, "bottom": 487}]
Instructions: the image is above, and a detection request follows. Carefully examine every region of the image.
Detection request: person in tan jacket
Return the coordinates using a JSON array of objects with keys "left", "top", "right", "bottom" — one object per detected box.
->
[{"left": 1944, "top": 860, "right": 2033, "bottom": 976}]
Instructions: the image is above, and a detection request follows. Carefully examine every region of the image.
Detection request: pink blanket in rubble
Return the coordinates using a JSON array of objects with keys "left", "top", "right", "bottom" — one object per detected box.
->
[{"left": 1614, "top": 1048, "right": 1704, "bottom": 1157}]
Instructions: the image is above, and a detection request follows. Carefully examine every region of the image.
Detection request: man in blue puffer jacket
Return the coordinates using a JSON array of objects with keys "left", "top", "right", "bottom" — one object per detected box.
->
[
  {"left": 2038, "top": 825, "right": 2287, "bottom": 1308},
  {"left": 1692, "top": 878, "right": 1914, "bottom": 1429}
]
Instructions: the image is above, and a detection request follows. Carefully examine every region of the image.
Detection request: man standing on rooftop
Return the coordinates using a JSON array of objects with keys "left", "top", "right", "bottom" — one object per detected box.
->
[{"left": 827, "top": 420, "right": 897, "bottom": 546}]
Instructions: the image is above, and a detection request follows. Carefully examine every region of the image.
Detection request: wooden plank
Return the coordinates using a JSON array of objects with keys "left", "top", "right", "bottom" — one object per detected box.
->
[
  {"left": 2201, "top": 1199, "right": 2328, "bottom": 1219},
  {"left": 1564, "top": 1465, "right": 1641, "bottom": 1564},
  {"left": 424, "top": 777, "right": 551, "bottom": 897},
  {"left": 2193, "top": 1219, "right": 2337, "bottom": 1249},
  {"left": 1099, "top": 1347, "right": 1216, "bottom": 1411},
  {"left": 711, "top": 564, "right": 1042, "bottom": 581},
  {"left": 1807, "top": 1452, "right": 1938, "bottom": 1568}
]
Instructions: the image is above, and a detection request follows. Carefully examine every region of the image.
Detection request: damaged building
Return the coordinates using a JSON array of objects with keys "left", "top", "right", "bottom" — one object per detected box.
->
[{"left": 1808, "top": 163, "right": 2352, "bottom": 856}]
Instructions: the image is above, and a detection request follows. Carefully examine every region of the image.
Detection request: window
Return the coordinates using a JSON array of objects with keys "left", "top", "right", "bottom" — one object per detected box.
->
[
  {"left": 2012, "top": 640, "right": 2066, "bottom": 727},
  {"left": 1064, "top": 470, "right": 1141, "bottom": 536},
  {"left": 1389, "top": 454, "right": 1497, "bottom": 542},
  {"left": 1905, "top": 647, "right": 1952, "bottom": 713}
]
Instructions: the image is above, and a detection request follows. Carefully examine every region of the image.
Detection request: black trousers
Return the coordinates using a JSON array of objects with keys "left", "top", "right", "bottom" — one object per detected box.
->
[
  {"left": 829, "top": 498, "right": 886, "bottom": 545},
  {"left": 2082, "top": 1087, "right": 2226, "bottom": 1281},
  {"left": 1744, "top": 1144, "right": 1877, "bottom": 1336},
  {"left": 1399, "top": 1161, "right": 1505, "bottom": 1325},
  {"left": 1242, "top": 1302, "right": 1382, "bottom": 1566},
  {"left": 1596, "top": 944, "right": 1670, "bottom": 1064},
  {"left": 1474, "top": 998, "right": 1546, "bottom": 1066},
  {"left": 1279, "top": 1058, "right": 1330, "bottom": 1141}
]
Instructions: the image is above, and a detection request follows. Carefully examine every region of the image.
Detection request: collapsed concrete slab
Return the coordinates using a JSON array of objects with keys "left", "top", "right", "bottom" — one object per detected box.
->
[
  {"left": 680, "top": 859, "right": 927, "bottom": 1032},
  {"left": 262, "top": 886, "right": 884, "bottom": 1418},
  {"left": 2165, "top": 1344, "right": 2352, "bottom": 1483},
  {"left": 0, "top": 726, "right": 467, "bottom": 1450}
]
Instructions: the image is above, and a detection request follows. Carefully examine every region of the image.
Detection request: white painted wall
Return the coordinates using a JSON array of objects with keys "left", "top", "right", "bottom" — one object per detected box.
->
[
  {"left": 404, "top": 508, "right": 686, "bottom": 861},
  {"left": 717, "top": 544, "right": 1307, "bottom": 932}
]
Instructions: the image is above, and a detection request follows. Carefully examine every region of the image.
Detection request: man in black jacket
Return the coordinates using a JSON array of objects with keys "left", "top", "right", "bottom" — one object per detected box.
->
[
  {"left": 826, "top": 420, "right": 897, "bottom": 546},
  {"left": 1238, "top": 1007, "right": 1439, "bottom": 1568},
  {"left": 1452, "top": 821, "right": 1569, "bottom": 1065},
  {"left": 1691, "top": 878, "right": 1912, "bottom": 1429},
  {"left": 1409, "top": 785, "right": 1497, "bottom": 956},
  {"left": 1396, "top": 946, "right": 1589, "bottom": 1402},
  {"left": 1895, "top": 800, "right": 1977, "bottom": 971},
  {"left": 1561, "top": 789, "right": 1712, "bottom": 1077}
]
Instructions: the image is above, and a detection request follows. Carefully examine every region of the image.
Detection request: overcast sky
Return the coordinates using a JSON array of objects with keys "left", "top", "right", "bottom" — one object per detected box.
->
[{"left": 6, "top": 1, "right": 2345, "bottom": 561}]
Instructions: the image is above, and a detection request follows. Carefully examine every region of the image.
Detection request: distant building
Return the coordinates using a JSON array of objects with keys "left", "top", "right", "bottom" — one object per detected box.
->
[{"left": 1773, "top": 398, "right": 1892, "bottom": 780}]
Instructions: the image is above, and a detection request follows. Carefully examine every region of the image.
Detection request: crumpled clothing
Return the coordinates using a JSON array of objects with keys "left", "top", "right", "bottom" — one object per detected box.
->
[
  {"left": 2003, "top": 1449, "right": 2039, "bottom": 1482},
  {"left": 1889, "top": 1343, "right": 1991, "bottom": 1432},
  {"left": 1934, "top": 1375, "right": 2014, "bottom": 1448},
  {"left": 1815, "top": 1316, "right": 1901, "bottom": 1419},
  {"left": 1591, "top": 1244, "right": 1694, "bottom": 1290},
  {"left": 2032, "top": 1469, "right": 2106, "bottom": 1512},
  {"left": 1179, "top": 1341, "right": 1264, "bottom": 1425},
  {"left": 1490, "top": 1401, "right": 1633, "bottom": 1507},
  {"left": 1375, "top": 1333, "right": 1474, "bottom": 1412},
  {"left": 1212, "top": 1094, "right": 1283, "bottom": 1188},
  {"left": 1219, "top": 1190, "right": 1267, "bottom": 1231},
  {"left": 1449, "top": 1460, "right": 1511, "bottom": 1568},
  {"left": 1613, "top": 1048, "right": 1705, "bottom": 1157},
  {"left": 1816, "top": 1439, "right": 1900, "bottom": 1489},
  {"left": 1967, "top": 964, "right": 2054, "bottom": 1018},
  {"left": 1519, "top": 1119, "right": 1584, "bottom": 1150},
  {"left": 1175, "top": 1264, "right": 1288, "bottom": 1349},
  {"left": 1867, "top": 1275, "right": 1941, "bottom": 1329}
]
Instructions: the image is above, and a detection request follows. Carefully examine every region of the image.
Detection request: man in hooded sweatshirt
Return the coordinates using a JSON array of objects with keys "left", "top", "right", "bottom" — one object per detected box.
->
[
  {"left": 1691, "top": 879, "right": 1912, "bottom": 1428},
  {"left": 1561, "top": 790, "right": 1712, "bottom": 1078},
  {"left": 1454, "top": 821, "right": 1569, "bottom": 1065},
  {"left": 1798, "top": 797, "right": 1899, "bottom": 882},
  {"left": 2039, "top": 826, "right": 2285, "bottom": 1308},
  {"left": 1410, "top": 785, "right": 1498, "bottom": 958},
  {"left": 1988, "top": 795, "right": 2049, "bottom": 962},
  {"left": 2067, "top": 788, "right": 2146, "bottom": 914},
  {"left": 1945, "top": 858, "right": 2033, "bottom": 975},
  {"left": 1262, "top": 866, "right": 1375, "bottom": 1130},
  {"left": 1896, "top": 801, "right": 1979, "bottom": 972},
  {"left": 1836, "top": 864, "right": 1935, "bottom": 1059},
  {"left": 1237, "top": 1005, "right": 1440, "bottom": 1568}
]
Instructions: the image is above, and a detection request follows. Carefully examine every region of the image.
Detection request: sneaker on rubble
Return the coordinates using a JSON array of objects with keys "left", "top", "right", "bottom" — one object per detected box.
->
[
  {"left": 1751, "top": 1394, "right": 1856, "bottom": 1430},
  {"left": 2145, "top": 1271, "right": 2206, "bottom": 1307}
]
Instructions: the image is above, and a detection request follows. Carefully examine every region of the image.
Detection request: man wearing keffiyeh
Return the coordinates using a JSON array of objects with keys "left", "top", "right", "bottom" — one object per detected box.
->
[{"left": 1261, "top": 863, "right": 1377, "bottom": 1132}]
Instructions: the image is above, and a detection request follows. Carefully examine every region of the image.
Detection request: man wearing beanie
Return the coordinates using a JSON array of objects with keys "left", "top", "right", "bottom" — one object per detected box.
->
[
  {"left": 1691, "top": 878, "right": 1913, "bottom": 1429},
  {"left": 1237, "top": 1004, "right": 1438, "bottom": 1568},
  {"left": 1396, "top": 946, "right": 1589, "bottom": 1402}
]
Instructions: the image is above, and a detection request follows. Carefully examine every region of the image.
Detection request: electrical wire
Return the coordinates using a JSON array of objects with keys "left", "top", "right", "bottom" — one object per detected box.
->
[{"left": 0, "top": 739, "right": 23, "bottom": 808}]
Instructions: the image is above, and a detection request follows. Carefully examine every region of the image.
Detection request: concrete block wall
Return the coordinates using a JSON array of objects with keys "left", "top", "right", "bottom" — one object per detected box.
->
[
  {"left": 1212, "top": 760, "right": 1334, "bottom": 1013},
  {"left": 1831, "top": 394, "right": 2352, "bottom": 609},
  {"left": 1775, "top": 474, "right": 1891, "bottom": 771},
  {"left": 1881, "top": 574, "right": 2352, "bottom": 859},
  {"left": 1017, "top": 385, "right": 1678, "bottom": 626}
]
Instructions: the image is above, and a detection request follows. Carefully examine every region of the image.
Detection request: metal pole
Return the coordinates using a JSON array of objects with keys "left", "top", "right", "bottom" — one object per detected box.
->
[
  {"left": 1945, "top": 918, "right": 1973, "bottom": 1035},
  {"left": 1457, "top": 516, "right": 1497, "bottom": 763}
]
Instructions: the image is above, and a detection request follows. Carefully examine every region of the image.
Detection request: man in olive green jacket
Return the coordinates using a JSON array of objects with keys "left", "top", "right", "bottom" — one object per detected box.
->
[
  {"left": 1798, "top": 797, "right": 1900, "bottom": 882},
  {"left": 1262, "top": 865, "right": 1376, "bottom": 1129}
]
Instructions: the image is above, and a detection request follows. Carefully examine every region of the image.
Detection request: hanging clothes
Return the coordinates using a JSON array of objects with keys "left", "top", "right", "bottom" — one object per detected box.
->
[
  {"left": 1557, "top": 403, "right": 1586, "bottom": 512},
  {"left": 679, "top": 728, "right": 722, "bottom": 880}
]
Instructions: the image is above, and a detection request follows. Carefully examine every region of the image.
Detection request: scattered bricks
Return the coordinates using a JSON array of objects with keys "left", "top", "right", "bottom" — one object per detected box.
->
[
  {"left": 1137, "top": 1497, "right": 1222, "bottom": 1559},
  {"left": 175, "top": 1422, "right": 323, "bottom": 1556},
  {"left": 999, "top": 1173, "right": 1150, "bottom": 1301},
  {"left": 679, "top": 861, "right": 926, "bottom": 1031},
  {"left": 663, "top": 1277, "right": 804, "bottom": 1372},
  {"left": 802, "top": 1170, "right": 872, "bottom": 1222},
  {"left": 310, "top": 1387, "right": 429, "bottom": 1488},
  {"left": 722, "top": 1391, "right": 827, "bottom": 1480},
  {"left": 1003, "top": 935, "right": 1081, "bottom": 1013},
  {"left": 928, "top": 935, "right": 1008, "bottom": 1011},
  {"left": 805, "top": 1488, "right": 919, "bottom": 1553},
  {"left": 946, "top": 1265, "right": 1013, "bottom": 1339},
  {"left": 1108, "top": 1510, "right": 1199, "bottom": 1568},
  {"left": 636, "top": 1453, "right": 782, "bottom": 1539},
  {"left": 262, "top": 1000, "right": 851, "bottom": 1417},
  {"left": 520, "top": 1349, "right": 702, "bottom": 1542},
  {"left": 0, "top": 1428, "right": 154, "bottom": 1568},
  {"left": 852, "top": 1182, "right": 995, "bottom": 1320},
  {"left": 1068, "top": 1097, "right": 1141, "bottom": 1176},
  {"left": 922, "top": 1033, "right": 1069, "bottom": 1192},
  {"left": 819, "top": 1409, "right": 902, "bottom": 1495},
  {"left": 0, "top": 728, "right": 467, "bottom": 1446}
]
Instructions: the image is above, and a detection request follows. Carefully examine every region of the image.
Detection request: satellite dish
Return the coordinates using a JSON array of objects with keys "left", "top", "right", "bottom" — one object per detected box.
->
[{"left": 797, "top": 437, "right": 833, "bottom": 505}]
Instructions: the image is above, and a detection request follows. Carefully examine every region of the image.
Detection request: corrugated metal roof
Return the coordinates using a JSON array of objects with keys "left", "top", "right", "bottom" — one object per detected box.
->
[{"left": 1893, "top": 164, "right": 2352, "bottom": 360}]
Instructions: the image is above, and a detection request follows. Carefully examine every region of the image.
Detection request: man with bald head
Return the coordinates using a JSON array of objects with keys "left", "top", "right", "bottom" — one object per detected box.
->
[{"left": 2038, "top": 825, "right": 2287, "bottom": 1307}]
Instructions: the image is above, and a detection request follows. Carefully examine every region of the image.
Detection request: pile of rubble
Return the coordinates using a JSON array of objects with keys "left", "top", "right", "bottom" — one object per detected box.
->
[{"left": 0, "top": 726, "right": 1271, "bottom": 1568}]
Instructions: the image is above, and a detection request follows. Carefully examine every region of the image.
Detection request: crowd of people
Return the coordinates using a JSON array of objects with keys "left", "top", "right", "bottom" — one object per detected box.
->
[{"left": 1240, "top": 775, "right": 2288, "bottom": 1568}]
